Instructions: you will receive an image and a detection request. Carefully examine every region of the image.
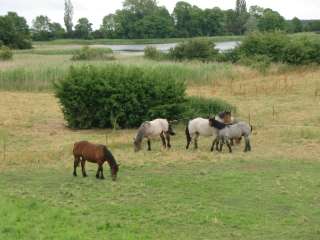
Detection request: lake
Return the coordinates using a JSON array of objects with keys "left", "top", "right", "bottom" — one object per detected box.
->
[{"left": 92, "top": 41, "right": 240, "bottom": 55}]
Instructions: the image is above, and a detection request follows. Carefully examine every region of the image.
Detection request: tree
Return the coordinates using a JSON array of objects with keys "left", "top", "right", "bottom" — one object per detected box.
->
[
  {"left": 64, "top": 0, "right": 74, "bottom": 37},
  {"left": 245, "top": 15, "right": 258, "bottom": 33},
  {"left": 32, "top": 15, "right": 51, "bottom": 40},
  {"left": 49, "top": 22, "right": 66, "bottom": 39},
  {"left": 224, "top": 9, "right": 238, "bottom": 35},
  {"left": 290, "top": 17, "right": 303, "bottom": 33},
  {"left": 249, "top": 5, "right": 264, "bottom": 18},
  {"left": 0, "top": 12, "right": 32, "bottom": 49},
  {"left": 257, "top": 9, "right": 285, "bottom": 32},
  {"left": 100, "top": 14, "right": 116, "bottom": 38},
  {"left": 201, "top": 8, "right": 224, "bottom": 36},
  {"left": 234, "top": 0, "right": 249, "bottom": 35},
  {"left": 74, "top": 18, "right": 93, "bottom": 39}
]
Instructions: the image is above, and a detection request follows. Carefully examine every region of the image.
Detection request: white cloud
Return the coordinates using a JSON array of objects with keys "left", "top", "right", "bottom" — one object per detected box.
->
[{"left": 0, "top": 0, "right": 319, "bottom": 29}]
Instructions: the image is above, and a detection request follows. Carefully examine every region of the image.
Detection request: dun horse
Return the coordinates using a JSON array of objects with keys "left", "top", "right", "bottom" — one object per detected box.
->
[
  {"left": 73, "top": 141, "right": 119, "bottom": 181},
  {"left": 209, "top": 118, "right": 252, "bottom": 153},
  {"left": 134, "top": 119, "right": 175, "bottom": 152}
]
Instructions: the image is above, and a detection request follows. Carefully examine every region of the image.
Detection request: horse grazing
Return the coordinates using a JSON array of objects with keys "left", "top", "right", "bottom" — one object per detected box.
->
[
  {"left": 73, "top": 141, "right": 119, "bottom": 181},
  {"left": 209, "top": 118, "right": 252, "bottom": 153},
  {"left": 185, "top": 117, "right": 217, "bottom": 151},
  {"left": 134, "top": 119, "right": 175, "bottom": 152}
]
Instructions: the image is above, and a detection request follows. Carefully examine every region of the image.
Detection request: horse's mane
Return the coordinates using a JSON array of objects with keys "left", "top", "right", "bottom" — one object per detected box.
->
[
  {"left": 211, "top": 118, "right": 226, "bottom": 130},
  {"left": 103, "top": 146, "right": 118, "bottom": 169}
]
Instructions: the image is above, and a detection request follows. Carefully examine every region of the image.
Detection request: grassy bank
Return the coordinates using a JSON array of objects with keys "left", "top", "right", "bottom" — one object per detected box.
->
[{"left": 34, "top": 35, "right": 244, "bottom": 46}]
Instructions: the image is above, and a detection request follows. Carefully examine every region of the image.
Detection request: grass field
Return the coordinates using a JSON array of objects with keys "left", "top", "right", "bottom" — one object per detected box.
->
[
  {"left": 0, "top": 46, "right": 320, "bottom": 239},
  {"left": 34, "top": 35, "right": 245, "bottom": 46}
]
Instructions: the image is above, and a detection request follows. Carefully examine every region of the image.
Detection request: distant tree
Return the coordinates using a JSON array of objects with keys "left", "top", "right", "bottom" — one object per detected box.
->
[
  {"left": 306, "top": 20, "right": 320, "bottom": 32},
  {"left": 135, "top": 7, "right": 175, "bottom": 38},
  {"left": 245, "top": 15, "right": 258, "bottom": 33},
  {"left": 92, "top": 30, "right": 105, "bottom": 39},
  {"left": 49, "top": 22, "right": 65, "bottom": 39},
  {"left": 100, "top": 14, "right": 116, "bottom": 38},
  {"left": 74, "top": 18, "right": 93, "bottom": 39},
  {"left": 173, "top": 2, "right": 204, "bottom": 37},
  {"left": 249, "top": 5, "right": 264, "bottom": 18},
  {"left": 0, "top": 12, "right": 32, "bottom": 49},
  {"left": 201, "top": 8, "right": 224, "bottom": 36},
  {"left": 64, "top": 0, "right": 74, "bottom": 37},
  {"left": 257, "top": 9, "right": 285, "bottom": 32},
  {"left": 287, "top": 17, "right": 303, "bottom": 33},
  {"left": 32, "top": 15, "right": 51, "bottom": 40},
  {"left": 234, "top": 0, "right": 249, "bottom": 35},
  {"left": 224, "top": 9, "right": 238, "bottom": 35}
]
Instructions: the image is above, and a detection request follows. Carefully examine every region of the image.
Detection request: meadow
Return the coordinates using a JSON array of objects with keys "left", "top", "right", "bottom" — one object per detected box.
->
[{"left": 0, "top": 46, "right": 320, "bottom": 239}]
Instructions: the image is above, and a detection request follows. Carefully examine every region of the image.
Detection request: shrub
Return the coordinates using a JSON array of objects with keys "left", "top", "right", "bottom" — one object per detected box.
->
[
  {"left": 169, "top": 38, "right": 219, "bottom": 61},
  {"left": 0, "top": 46, "right": 13, "bottom": 61},
  {"left": 144, "top": 46, "right": 162, "bottom": 60},
  {"left": 71, "top": 46, "right": 114, "bottom": 61},
  {"left": 238, "top": 32, "right": 288, "bottom": 62},
  {"left": 183, "top": 96, "right": 235, "bottom": 120},
  {"left": 216, "top": 48, "right": 242, "bottom": 63},
  {"left": 54, "top": 64, "right": 186, "bottom": 129},
  {"left": 282, "top": 37, "right": 320, "bottom": 65}
]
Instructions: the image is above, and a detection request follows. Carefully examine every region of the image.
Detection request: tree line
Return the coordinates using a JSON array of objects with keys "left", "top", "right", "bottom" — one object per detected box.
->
[{"left": 1, "top": 0, "right": 320, "bottom": 48}]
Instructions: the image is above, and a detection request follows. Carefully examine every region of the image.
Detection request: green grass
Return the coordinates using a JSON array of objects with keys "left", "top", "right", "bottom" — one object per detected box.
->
[
  {"left": 0, "top": 55, "right": 239, "bottom": 92},
  {"left": 34, "top": 35, "right": 244, "bottom": 46},
  {"left": 1, "top": 159, "right": 319, "bottom": 239}
]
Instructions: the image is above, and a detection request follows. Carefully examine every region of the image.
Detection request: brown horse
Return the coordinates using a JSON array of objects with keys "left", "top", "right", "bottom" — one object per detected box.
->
[{"left": 73, "top": 141, "right": 119, "bottom": 181}]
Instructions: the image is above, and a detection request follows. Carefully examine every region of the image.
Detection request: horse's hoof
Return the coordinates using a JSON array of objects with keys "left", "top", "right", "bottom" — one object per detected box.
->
[
  {"left": 73, "top": 173, "right": 77, "bottom": 177},
  {"left": 96, "top": 175, "right": 99, "bottom": 179},
  {"left": 100, "top": 177, "right": 105, "bottom": 180},
  {"left": 83, "top": 175, "right": 87, "bottom": 178}
]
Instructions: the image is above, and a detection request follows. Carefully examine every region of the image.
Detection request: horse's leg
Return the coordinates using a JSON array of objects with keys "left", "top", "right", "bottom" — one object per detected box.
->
[
  {"left": 226, "top": 139, "right": 233, "bottom": 153},
  {"left": 194, "top": 132, "right": 199, "bottom": 149},
  {"left": 219, "top": 139, "right": 224, "bottom": 152},
  {"left": 165, "top": 132, "right": 171, "bottom": 149},
  {"left": 211, "top": 138, "right": 218, "bottom": 152},
  {"left": 230, "top": 138, "right": 234, "bottom": 146},
  {"left": 96, "top": 164, "right": 100, "bottom": 179},
  {"left": 81, "top": 158, "right": 87, "bottom": 177},
  {"left": 186, "top": 135, "right": 192, "bottom": 149},
  {"left": 147, "top": 139, "right": 152, "bottom": 151},
  {"left": 244, "top": 136, "right": 251, "bottom": 152},
  {"left": 160, "top": 133, "right": 166, "bottom": 149},
  {"left": 99, "top": 164, "right": 105, "bottom": 180},
  {"left": 73, "top": 156, "right": 80, "bottom": 177}
]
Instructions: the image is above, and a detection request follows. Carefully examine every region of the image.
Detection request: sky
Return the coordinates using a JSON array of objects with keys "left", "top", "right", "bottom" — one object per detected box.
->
[{"left": 0, "top": 0, "right": 319, "bottom": 29}]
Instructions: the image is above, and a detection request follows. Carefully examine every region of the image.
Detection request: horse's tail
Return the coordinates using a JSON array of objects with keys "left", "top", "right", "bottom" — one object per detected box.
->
[
  {"left": 185, "top": 121, "right": 191, "bottom": 146},
  {"left": 250, "top": 124, "right": 253, "bottom": 133}
]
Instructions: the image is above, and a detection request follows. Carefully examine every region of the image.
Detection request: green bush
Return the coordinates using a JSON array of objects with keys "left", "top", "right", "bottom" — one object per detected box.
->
[
  {"left": 71, "top": 46, "right": 114, "bottom": 61},
  {"left": 238, "top": 32, "right": 288, "bottom": 62},
  {"left": 54, "top": 64, "right": 186, "bottom": 129},
  {"left": 144, "top": 46, "right": 163, "bottom": 60},
  {"left": 183, "top": 96, "right": 235, "bottom": 120},
  {"left": 169, "top": 38, "right": 219, "bottom": 61},
  {"left": 282, "top": 37, "right": 320, "bottom": 65},
  {"left": 0, "top": 46, "right": 13, "bottom": 61}
]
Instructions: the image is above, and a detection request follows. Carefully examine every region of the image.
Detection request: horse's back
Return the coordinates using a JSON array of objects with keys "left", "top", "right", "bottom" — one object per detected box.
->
[
  {"left": 73, "top": 141, "right": 105, "bottom": 161},
  {"left": 189, "top": 118, "right": 214, "bottom": 136},
  {"left": 148, "top": 118, "right": 169, "bottom": 135}
]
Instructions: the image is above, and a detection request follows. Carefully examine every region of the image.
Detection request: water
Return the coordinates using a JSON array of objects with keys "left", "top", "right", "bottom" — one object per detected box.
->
[{"left": 92, "top": 41, "right": 240, "bottom": 55}]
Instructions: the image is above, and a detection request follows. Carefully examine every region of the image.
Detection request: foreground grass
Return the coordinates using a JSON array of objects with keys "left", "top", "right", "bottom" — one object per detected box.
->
[{"left": 1, "top": 158, "right": 320, "bottom": 239}]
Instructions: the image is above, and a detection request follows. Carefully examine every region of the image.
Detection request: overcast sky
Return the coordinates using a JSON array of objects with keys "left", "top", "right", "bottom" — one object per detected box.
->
[{"left": 0, "top": 0, "right": 319, "bottom": 29}]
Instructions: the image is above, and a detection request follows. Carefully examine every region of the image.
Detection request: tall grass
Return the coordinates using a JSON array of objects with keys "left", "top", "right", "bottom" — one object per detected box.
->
[{"left": 0, "top": 55, "right": 240, "bottom": 91}]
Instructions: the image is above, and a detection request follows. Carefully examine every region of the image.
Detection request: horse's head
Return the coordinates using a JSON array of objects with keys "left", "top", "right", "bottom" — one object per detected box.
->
[
  {"left": 168, "top": 123, "right": 176, "bottom": 136},
  {"left": 209, "top": 117, "right": 226, "bottom": 130},
  {"left": 111, "top": 163, "right": 120, "bottom": 181},
  {"left": 133, "top": 137, "right": 142, "bottom": 152},
  {"left": 223, "top": 111, "right": 232, "bottom": 124}
]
